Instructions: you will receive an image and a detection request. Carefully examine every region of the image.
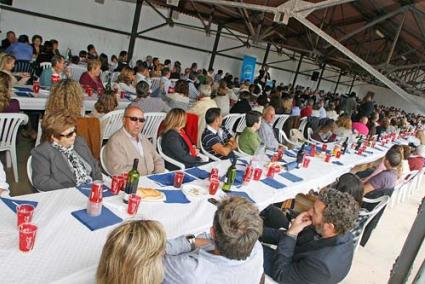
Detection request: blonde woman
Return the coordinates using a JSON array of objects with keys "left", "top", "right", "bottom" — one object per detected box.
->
[
  {"left": 97, "top": 220, "right": 166, "bottom": 284},
  {"left": 0, "top": 71, "right": 20, "bottom": 112},
  {"left": 91, "top": 89, "right": 118, "bottom": 118},
  {"left": 117, "top": 66, "right": 136, "bottom": 94},
  {"left": 0, "top": 54, "right": 30, "bottom": 85},
  {"left": 160, "top": 108, "right": 206, "bottom": 170},
  {"left": 45, "top": 79, "right": 84, "bottom": 117},
  {"left": 334, "top": 115, "right": 354, "bottom": 142}
]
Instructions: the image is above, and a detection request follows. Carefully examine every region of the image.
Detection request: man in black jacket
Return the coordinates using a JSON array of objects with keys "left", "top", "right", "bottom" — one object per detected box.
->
[{"left": 262, "top": 189, "right": 359, "bottom": 284}]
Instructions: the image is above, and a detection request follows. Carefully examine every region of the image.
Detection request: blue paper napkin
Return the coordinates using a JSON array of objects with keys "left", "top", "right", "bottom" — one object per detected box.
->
[
  {"left": 225, "top": 191, "right": 255, "bottom": 203},
  {"left": 71, "top": 206, "right": 123, "bottom": 231},
  {"left": 15, "top": 91, "right": 33, "bottom": 97},
  {"left": 285, "top": 161, "right": 298, "bottom": 171},
  {"left": 1, "top": 197, "right": 38, "bottom": 213},
  {"left": 284, "top": 150, "right": 297, "bottom": 158},
  {"left": 374, "top": 147, "right": 384, "bottom": 152},
  {"left": 77, "top": 183, "right": 114, "bottom": 198},
  {"left": 280, "top": 172, "right": 303, "bottom": 182},
  {"left": 161, "top": 190, "right": 191, "bottom": 204},
  {"left": 332, "top": 161, "right": 344, "bottom": 166},
  {"left": 148, "top": 172, "right": 196, "bottom": 186},
  {"left": 364, "top": 150, "right": 373, "bottom": 154},
  {"left": 14, "top": 87, "right": 33, "bottom": 92},
  {"left": 237, "top": 159, "right": 249, "bottom": 165},
  {"left": 261, "top": 178, "right": 287, "bottom": 189},
  {"left": 185, "top": 167, "right": 210, "bottom": 180}
]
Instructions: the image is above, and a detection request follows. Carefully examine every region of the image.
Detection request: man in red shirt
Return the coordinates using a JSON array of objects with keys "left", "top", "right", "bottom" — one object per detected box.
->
[
  {"left": 408, "top": 145, "right": 425, "bottom": 171},
  {"left": 300, "top": 99, "right": 314, "bottom": 118}
]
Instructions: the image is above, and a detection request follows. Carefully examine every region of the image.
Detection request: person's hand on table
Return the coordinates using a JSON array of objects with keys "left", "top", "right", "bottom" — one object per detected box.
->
[{"left": 287, "top": 211, "right": 312, "bottom": 238}]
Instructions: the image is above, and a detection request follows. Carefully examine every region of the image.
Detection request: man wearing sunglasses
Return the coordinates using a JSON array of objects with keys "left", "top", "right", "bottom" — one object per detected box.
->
[{"left": 103, "top": 105, "right": 165, "bottom": 176}]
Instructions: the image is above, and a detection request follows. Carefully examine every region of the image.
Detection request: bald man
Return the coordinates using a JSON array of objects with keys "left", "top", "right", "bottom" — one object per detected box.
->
[
  {"left": 103, "top": 105, "right": 165, "bottom": 176},
  {"left": 257, "top": 106, "right": 282, "bottom": 151}
]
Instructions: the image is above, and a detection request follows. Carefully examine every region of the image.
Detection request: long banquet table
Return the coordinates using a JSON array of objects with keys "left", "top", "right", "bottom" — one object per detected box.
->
[
  {"left": 0, "top": 143, "right": 393, "bottom": 284},
  {"left": 12, "top": 86, "right": 130, "bottom": 112}
]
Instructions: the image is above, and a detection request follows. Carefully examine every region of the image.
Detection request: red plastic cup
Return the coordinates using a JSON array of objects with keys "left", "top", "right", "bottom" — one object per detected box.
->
[
  {"left": 19, "top": 223, "right": 37, "bottom": 253},
  {"left": 127, "top": 194, "right": 141, "bottom": 215},
  {"left": 51, "top": 73, "right": 60, "bottom": 84},
  {"left": 85, "top": 87, "right": 93, "bottom": 97},
  {"left": 17, "top": 204, "right": 34, "bottom": 227},
  {"left": 310, "top": 145, "right": 316, "bottom": 157},
  {"left": 325, "top": 153, "right": 331, "bottom": 163},
  {"left": 267, "top": 164, "right": 276, "bottom": 177},
  {"left": 110, "top": 176, "right": 122, "bottom": 195},
  {"left": 253, "top": 168, "right": 263, "bottom": 180},
  {"left": 210, "top": 168, "right": 218, "bottom": 181},
  {"left": 121, "top": 173, "right": 128, "bottom": 190},
  {"left": 209, "top": 178, "right": 220, "bottom": 195},
  {"left": 32, "top": 81, "right": 40, "bottom": 94},
  {"left": 322, "top": 144, "right": 327, "bottom": 152},
  {"left": 120, "top": 91, "right": 125, "bottom": 99},
  {"left": 174, "top": 171, "right": 185, "bottom": 188},
  {"left": 271, "top": 153, "right": 279, "bottom": 162},
  {"left": 302, "top": 157, "right": 311, "bottom": 168},
  {"left": 335, "top": 150, "right": 341, "bottom": 159},
  {"left": 243, "top": 165, "right": 253, "bottom": 184}
]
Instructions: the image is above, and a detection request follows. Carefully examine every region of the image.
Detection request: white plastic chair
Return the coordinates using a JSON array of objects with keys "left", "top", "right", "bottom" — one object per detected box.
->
[
  {"left": 354, "top": 195, "right": 390, "bottom": 252},
  {"left": 223, "top": 114, "right": 242, "bottom": 136},
  {"left": 235, "top": 114, "right": 246, "bottom": 134},
  {"left": 100, "top": 145, "right": 112, "bottom": 176},
  {"left": 40, "top": 62, "right": 52, "bottom": 70},
  {"left": 235, "top": 135, "right": 252, "bottom": 158},
  {"left": 273, "top": 115, "right": 290, "bottom": 131},
  {"left": 35, "top": 119, "right": 42, "bottom": 147},
  {"left": 0, "top": 113, "right": 28, "bottom": 182},
  {"left": 200, "top": 140, "right": 220, "bottom": 161},
  {"left": 150, "top": 77, "right": 161, "bottom": 94},
  {"left": 99, "top": 109, "right": 125, "bottom": 141},
  {"left": 26, "top": 155, "right": 33, "bottom": 187},
  {"left": 141, "top": 112, "right": 166, "bottom": 146},
  {"left": 298, "top": 117, "right": 308, "bottom": 135},
  {"left": 157, "top": 136, "right": 185, "bottom": 170}
]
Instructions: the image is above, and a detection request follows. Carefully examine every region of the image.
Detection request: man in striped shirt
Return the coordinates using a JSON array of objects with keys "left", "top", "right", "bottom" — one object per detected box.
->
[{"left": 201, "top": 108, "right": 237, "bottom": 160}]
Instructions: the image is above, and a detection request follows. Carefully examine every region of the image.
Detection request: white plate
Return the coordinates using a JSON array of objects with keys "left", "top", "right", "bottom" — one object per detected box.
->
[
  {"left": 140, "top": 192, "right": 166, "bottom": 202},
  {"left": 182, "top": 184, "right": 208, "bottom": 198}
]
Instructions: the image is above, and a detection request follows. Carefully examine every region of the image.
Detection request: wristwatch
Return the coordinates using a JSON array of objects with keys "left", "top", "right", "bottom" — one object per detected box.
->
[{"left": 186, "top": 234, "right": 196, "bottom": 251}]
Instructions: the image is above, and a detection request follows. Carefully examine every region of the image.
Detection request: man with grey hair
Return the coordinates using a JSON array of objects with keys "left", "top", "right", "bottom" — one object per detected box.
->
[
  {"left": 258, "top": 106, "right": 282, "bottom": 151},
  {"left": 188, "top": 84, "right": 218, "bottom": 146},
  {"left": 164, "top": 196, "right": 264, "bottom": 284},
  {"left": 262, "top": 189, "right": 359, "bottom": 284},
  {"left": 103, "top": 104, "right": 165, "bottom": 176},
  {"left": 39, "top": 54, "right": 70, "bottom": 87}
]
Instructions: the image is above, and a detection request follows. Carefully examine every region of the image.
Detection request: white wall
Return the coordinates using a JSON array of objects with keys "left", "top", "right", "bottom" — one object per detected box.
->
[{"left": 1, "top": 0, "right": 422, "bottom": 114}]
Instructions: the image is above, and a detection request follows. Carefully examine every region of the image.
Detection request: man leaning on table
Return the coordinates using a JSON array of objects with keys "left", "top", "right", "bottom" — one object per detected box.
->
[
  {"left": 262, "top": 189, "right": 359, "bottom": 284},
  {"left": 103, "top": 105, "right": 165, "bottom": 176},
  {"left": 163, "top": 196, "right": 264, "bottom": 284}
]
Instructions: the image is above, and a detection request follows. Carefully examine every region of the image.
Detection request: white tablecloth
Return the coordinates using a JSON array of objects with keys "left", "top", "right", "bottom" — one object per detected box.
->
[
  {"left": 0, "top": 143, "right": 391, "bottom": 284},
  {"left": 12, "top": 86, "right": 130, "bottom": 112}
]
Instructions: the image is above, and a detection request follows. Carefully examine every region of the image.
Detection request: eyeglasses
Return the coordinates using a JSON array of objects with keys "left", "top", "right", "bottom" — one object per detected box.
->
[
  {"left": 125, "top": 116, "right": 145, "bottom": 123},
  {"left": 59, "top": 129, "right": 76, "bottom": 138}
]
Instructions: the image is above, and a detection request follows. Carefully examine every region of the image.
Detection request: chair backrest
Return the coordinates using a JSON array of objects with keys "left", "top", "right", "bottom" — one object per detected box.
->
[
  {"left": 223, "top": 113, "right": 242, "bottom": 135},
  {"left": 354, "top": 195, "right": 390, "bottom": 252},
  {"left": 0, "top": 113, "right": 29, "bottom": 149},
  {"left": 307, "top": 127, "right": 314, "bottom": 140},
  {"left": 271, "top": 114, "right": 283, "bottom": 128},
  {"left": 157, "top": 136, "right": 185, "bottom": 170},
  {"left": 99, "top": 109, "right": 125, "bottom": 141},
  {"left": 235, "top": 114, "right": 247, "bottom": 134},
  {"left": 99, "top": 145, "right": 112, "bottom": 176},
  {"left": 273, "top": 115, "right": 290, "bottom": 131},
  {"left": 150, "top": 77, "right": 161, "bottom": 93},
  {"left": 141, "top": 112, "right": 166, "bottom": 145},
  {"left": 27, "top": 155, "right": 33, "bottom": 186},
  {"left": 298, "top": 117, "right": 308, "bottom": 134},
  {"left": 200, "top": 139, "right": 220, "bottom": 161},
  {"left": 13, "top": 60, "right": 33, "bottom": 73},
  {"left": 40, "top": 62, "right": 52, "bottom": 70},
  {"left": 35, "top": 118, "right": 42, "bottom": 147}
]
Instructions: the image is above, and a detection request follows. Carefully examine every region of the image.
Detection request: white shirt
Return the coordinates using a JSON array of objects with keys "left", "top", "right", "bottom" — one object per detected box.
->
[{"left": 123, "top": 128, "right": 144, "bottom": 157}]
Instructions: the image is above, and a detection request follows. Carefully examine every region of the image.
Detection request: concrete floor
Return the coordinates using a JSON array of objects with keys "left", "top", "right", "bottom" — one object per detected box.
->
[{"left": 5, "top": 132, "right": 425, "bottom": 283}]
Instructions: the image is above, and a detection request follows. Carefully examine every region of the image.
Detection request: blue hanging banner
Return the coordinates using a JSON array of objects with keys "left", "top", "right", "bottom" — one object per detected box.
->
[{"left": 240, "top": 55, "right": 257, "bottom": 83}]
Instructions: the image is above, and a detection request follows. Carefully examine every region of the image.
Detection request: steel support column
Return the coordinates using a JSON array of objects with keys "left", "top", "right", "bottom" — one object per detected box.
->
[
  {"left": 292, "top": 55, "right": 304, "bottom": 87},
  {"left": 316, "top": 63, "right": 326, "bottom": 90},
  {"left": 389, "top": 197, "right": 425, "bottom": 284},
  {"left": 334, "top": 70, "right": 343, "bottom": 93},
  {"left": 348, "top": 75, "right": 356, "bottom": 93},
  {"left": 128, "top": 0, "right": 143, "bottom": 62},
  {"left": 262, "top": 43, "right": 272, "bottom": 69},
  {"left": 209, "top": 24, "right": 222, "bottom": 70}
]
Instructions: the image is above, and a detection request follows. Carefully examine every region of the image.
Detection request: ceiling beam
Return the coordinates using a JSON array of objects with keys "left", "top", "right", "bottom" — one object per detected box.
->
[{"left": 385, "top": 11, "right": 406, "bottom": 65}]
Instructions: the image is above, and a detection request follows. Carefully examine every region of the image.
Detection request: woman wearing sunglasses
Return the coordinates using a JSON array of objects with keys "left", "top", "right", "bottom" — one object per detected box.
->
[{"left": 31, "top": 111, "right": 102, "bottom": 191}]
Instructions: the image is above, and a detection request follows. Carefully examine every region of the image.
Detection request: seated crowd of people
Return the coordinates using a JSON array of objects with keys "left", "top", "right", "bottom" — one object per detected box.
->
[{"left": 1, "top": 31, "right": 425, "bottom": 284}]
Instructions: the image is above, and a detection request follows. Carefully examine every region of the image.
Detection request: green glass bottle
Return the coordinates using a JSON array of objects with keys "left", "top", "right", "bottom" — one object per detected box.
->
[
  {"left": 222, "top": 157, "right": 237, "bottom": 192},
  {"left": 123, "top": 159, "right": 140, "bottom": 203}
]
